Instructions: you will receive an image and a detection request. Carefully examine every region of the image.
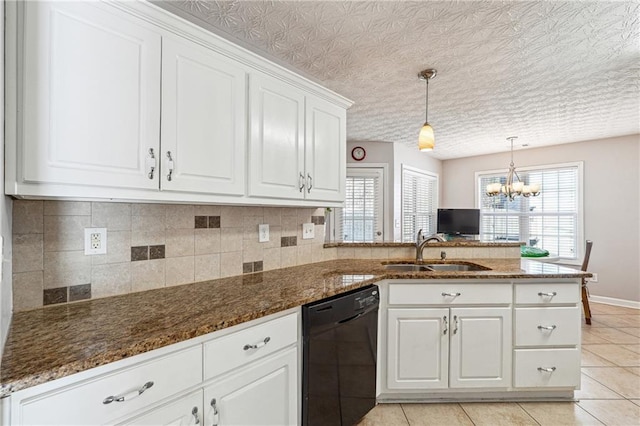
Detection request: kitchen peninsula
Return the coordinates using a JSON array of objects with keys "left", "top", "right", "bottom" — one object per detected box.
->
[{"left": 1, "top": 252, "right": 589, "bottom": 425}]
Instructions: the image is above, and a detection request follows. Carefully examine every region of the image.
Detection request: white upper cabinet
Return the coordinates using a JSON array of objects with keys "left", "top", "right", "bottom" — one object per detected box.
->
[
  {"left": 6, "top": 1, "right": 352, "bottom": 206},
  {"left": 248, "top": 73, "right": 306, "bottom": 200},
  {"left": 304, "top": 97, "right": 346, "bottom": 202},
  {"left": 161, "top": 36, "right": 246, "bottom": 196},
  {"left": 19, "top": 1, "right": 161, "bottom": 190},
  {"left": 249, "top": 73, "right": 347, "bottom": 203}
]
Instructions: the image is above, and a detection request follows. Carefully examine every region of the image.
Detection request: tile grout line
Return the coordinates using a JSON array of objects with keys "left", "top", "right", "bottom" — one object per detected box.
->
[
  {"left": 515, "top": 402, "right": 542, "bottom": 425},
  {"left": 458, "top": 403, "right": 477, "bottom": 426}
]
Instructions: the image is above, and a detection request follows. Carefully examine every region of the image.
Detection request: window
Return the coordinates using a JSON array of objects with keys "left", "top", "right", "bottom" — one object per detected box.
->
[
  {"left": 334, "top": 168, "right": 384, "bottom": 242},
  {"left": 401, "top": 165, "right": 438, "bottom": 242},
  {"left": 477, "top": 162, "right": 583, "bottom": 261}
]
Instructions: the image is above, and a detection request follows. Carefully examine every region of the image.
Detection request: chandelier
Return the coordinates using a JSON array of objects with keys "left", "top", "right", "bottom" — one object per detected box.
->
[{"left": 485, "top": 136, "right": 541, "bottom": 201}]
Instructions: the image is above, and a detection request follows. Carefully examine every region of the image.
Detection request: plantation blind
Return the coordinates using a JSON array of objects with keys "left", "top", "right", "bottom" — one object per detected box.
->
[
  {"left": 335, "top": 168, "right": 383, "bottom": 242},
  {"left": 401, "top": 166, "right": 438, "bottom": 242}
]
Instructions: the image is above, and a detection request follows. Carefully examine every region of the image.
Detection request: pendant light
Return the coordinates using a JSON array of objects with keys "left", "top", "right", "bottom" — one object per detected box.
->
[
  {"left": 485, "top": 136, "right": 541, "bottom": 201},
  {"left": 418, "top": 69, "right": 437, "bottom": 151}
]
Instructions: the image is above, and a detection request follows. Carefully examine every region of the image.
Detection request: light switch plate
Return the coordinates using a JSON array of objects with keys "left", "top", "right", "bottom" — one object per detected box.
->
[
  {"left": 258, "top": 224, "right": 270, "bottom": 243},
  {"left": 84, "top": 228, "right": 107, "bottom": 255},
  {"left": 302, "top": 223, "right": 315, "bottom": 240}
]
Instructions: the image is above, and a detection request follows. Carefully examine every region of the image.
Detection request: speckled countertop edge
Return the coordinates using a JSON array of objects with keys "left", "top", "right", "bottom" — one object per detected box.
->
[{"left": 0, "top": 258, "right": 587, "bottom": 397}]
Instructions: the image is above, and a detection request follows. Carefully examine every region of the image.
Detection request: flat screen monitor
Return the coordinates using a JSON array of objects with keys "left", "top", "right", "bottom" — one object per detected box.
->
[{"left": 437, "top": 209, "right": 480, "bottom": 235}]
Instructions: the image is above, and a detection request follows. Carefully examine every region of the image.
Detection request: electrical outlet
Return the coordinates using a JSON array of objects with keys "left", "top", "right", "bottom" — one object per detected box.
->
[
  {"left": 590, "top": 273, "right": 598, "bottom": 283},
  {"left": 258, "top": 224, "right": 270, "bottom": 243},
  {"left": 84, "top": 228, "right": 107, "bottom": 255},
  {"left": 302, "top": 223, "right": 315, "bottom": 240}
]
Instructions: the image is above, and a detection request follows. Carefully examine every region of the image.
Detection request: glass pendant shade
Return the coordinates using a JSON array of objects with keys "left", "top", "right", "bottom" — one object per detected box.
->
[{"left": 418, "top": 123, "right": 435, "bottom": 151}]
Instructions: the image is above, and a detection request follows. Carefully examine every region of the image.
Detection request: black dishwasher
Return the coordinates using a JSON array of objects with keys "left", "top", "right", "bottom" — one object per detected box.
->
[{"left": 302, "top": 285, "right": 379, "bottom": 426}]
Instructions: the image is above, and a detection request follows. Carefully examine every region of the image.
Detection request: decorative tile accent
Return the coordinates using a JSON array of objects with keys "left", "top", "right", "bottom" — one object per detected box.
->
[
  {"left": 242, "top": 262, "right": 254, "bottom": 274},
  {"left": 253, "top": 260, "right": 263, "bottom": 272},
  {"left": 149, "top": 245, "right": 165, "bottom": 260},
  {"left": 281, "top": 236, "right": 297, "bottom": 247},
  {"left": 43, "top": 287, "right": 67, "bottom": 306},
  {"left": 195, "top": 216, "right": 208, "bottom": 229},
  {"left": 69, "top": 284, "right": 91, "bottom": 302},
  {"left": 208, "top": 216, "right": 221, "bottom": 228},
  {"left": 131, "top": 246, "right": 149, "bottom": 261},
  {"left": 311, "top": 215, "right": 325, "bottom": 225}
]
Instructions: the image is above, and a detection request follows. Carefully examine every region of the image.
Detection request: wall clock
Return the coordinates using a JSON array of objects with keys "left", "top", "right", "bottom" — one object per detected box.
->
[{"left": 351, "top": 146, "right": 366, "bottom": 161}]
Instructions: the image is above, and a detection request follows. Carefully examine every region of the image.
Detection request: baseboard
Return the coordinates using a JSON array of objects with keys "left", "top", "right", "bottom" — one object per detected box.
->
[{"left": 589, "top": 295, "right": 640, "bottom": 310}]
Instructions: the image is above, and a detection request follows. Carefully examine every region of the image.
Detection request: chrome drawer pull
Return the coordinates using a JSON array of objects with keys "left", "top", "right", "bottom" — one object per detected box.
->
[
  {"left": 166, "top": 151, "right": 174, "bottom": 181},
  {"left": 243, "top": 336, "right": 271, "bottom": 351},
  {"left": 537, "top": 367, "right": 556, "bottom": 373},
  {"left": 211, "top": 398, "right": 219, "bottom": 426},
  {"left": 537, "top": 325, "right": 557, "bottom": 331},
  {"left": 146, "top": 148, "right": 156, "bottom": 179},
  {"left": 299, "top": 172, "right": 305, "bottom": 192},
  {"left": 443, "top": 315, "right": 448, "bottom": 335},
  {"left": 192, "top": 406, "right": 200, "bottom": 424},
  {"left": 103, "top": 381, "right": 154, "bottom": 404},
  {"left": 537, "top": 291, "right": 557, "bottom": 297},
  {"left": 441, "top": 292, "right": 461, "bottom": 297},
  {"left": 307, "top": 173, "right": 313, "bottom": 193},
  {"left": 453, "top": 315, "right": 459, "bottom": 334}
]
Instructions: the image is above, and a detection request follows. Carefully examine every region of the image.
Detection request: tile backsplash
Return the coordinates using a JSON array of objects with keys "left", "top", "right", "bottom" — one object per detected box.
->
[{"left": 12, "top": 201, "right": 331, "bottom": 312}]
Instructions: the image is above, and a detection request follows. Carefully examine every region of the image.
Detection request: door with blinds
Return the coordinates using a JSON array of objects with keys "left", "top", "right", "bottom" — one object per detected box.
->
[{"left": 334, "top": 168, "right": 384, "bottom": 242}]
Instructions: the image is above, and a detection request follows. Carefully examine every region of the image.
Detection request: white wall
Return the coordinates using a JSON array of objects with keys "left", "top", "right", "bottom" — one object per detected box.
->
[
  {"left": 442, "top": 134, "right": 640, "bottom": 303},
  {"left": 0, "top": 0, "right": 13, "bottom": 355}
]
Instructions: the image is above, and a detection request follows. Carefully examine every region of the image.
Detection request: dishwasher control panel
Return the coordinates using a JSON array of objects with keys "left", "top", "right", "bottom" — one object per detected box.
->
[{"left": 354, "top": 287, "right": 379, "bottom": 311}]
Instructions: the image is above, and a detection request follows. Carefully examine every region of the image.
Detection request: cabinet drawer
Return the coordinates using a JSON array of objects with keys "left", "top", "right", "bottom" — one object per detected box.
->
[
  {"left": 20, "top": 346, "right": 202, "bottom": 425},
  {"left": 514, "top": 348, "right": 580, "bottom": 388},
  {"left": 204, "top": 313, "right": 298, "bottom": 380},
  {"left": 515, "top": 283, "right": 579, "bottom": 305},
  {"left": 515, "top": 307, "right": 580, "bottom": 346},
  {"left": 389, "top": 283, "right": 511, "bottom": 306}
]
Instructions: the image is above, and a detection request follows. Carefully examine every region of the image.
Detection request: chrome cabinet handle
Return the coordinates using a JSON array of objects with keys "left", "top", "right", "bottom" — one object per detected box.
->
[
  {"left": 166, "top": 151, "right": 174, "bottom": 181},
  {"left": 537, "top": 367, "right": 556, "bottom": 373},
  {"left": 299, "top": 172, "right": 305, "bottom": 192},
  {"left": 443, "top": 315, "right": 448, "bottom": 335},
  {"left": 146, "top": 148, "right": 156, "bottom": 179},
  {"left": 538, "top": 291, "right": 557, "bottom": 297},
  {"left": 453, "top": 315, "right": 459, "bottom": 334},
  {"left": 441, "top": 292, "right": 461, "bottom": 297},
  {"left": 192, "top": 406, "right": 200, "bottom": 424},
  {"left": 307, "top": 173, "right": 313, "bottom": 193},
  {"left": 103, "top": 381, "right": 154, "bottom": 404},
  {"left": 210, "top": 398, "right": 219, "bottom": 426},
  {"left": 244, "top": 336, "right": 271, "bottom": 351},
  {"left": 537, "top": 325, "right": 557, "bottom": 331}
]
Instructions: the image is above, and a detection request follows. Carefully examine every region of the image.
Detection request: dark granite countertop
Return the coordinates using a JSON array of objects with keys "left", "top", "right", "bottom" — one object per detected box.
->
[{"left": 0, "top": 258, "right": 587, "bottom": 397}]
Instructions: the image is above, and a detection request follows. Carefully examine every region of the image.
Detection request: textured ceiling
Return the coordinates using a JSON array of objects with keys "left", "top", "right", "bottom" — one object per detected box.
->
[{"left": 158, "top": 0, "right": 640, "bottom": 159}]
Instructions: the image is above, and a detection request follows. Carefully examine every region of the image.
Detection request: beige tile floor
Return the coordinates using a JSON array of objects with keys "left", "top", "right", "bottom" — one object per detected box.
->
[{"left": 359, "top": 302, "right": 640, "bottom": 426}]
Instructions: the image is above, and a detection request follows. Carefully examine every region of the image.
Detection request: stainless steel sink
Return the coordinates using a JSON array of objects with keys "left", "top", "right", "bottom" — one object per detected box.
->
[
  {"left": 383, "top": 264, "right": 433, "bottom": 272},
  {"left": 382, "top": 262, "right": 490, "bottom": 272},
  {"left": 423, "top": 264, "right": 487, "bottom": 272}
]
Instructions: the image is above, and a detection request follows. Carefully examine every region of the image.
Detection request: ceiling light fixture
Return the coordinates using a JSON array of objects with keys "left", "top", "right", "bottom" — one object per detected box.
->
[
  {"left": 485, "top": 136, "right": 541, "bottom": 201},
  {"left": 418, "top": 68, "right": 437, "bottom": 151}
]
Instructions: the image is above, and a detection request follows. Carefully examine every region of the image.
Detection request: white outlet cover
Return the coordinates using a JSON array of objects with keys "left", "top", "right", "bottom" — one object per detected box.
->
[
  {"left": 84, "top": 228, "right": 107, "bottom": 255},
  {"left": 302, "top": 223, "right": 315, "bottom": 240},
  {"left": 258, "top": 224, "right": 270, "bottom": 243}
]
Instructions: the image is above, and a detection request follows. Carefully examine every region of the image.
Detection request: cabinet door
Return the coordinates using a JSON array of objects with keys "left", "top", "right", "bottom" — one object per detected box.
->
[
  {"left": 387, "top": 308, "right": 449, "bottom": 389},
  {"left": 204, "top": 347, "right": 298, "bottom": 426},
  {"left": 21, "top": 1, "right": 161, "bottom": 190},
  {"left": 118, "top": 390, "right": 203, "bottom": 426},
  {"left": 161, "top": 36, "right": 246, "bottom": 195},
  {"left": 304, "top": 96, "right": 346, "bottom": 202},
  {"left": 449, "top": 307, "right": 512, "bottom": 388},
  {"left": 248, "top": 73, "right": 305, "bottom": 199}
]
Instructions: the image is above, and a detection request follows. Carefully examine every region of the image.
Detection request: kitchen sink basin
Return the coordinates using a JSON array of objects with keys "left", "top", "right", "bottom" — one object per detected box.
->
[
  {"left": 423, "top": 263, "right": 487, "bottom": 272},
  {"left": 382, "top": 261, "right": 491, "bottom": 272},
  {"left": 383, "top": 264, "right": 433, "bottom": 272}
]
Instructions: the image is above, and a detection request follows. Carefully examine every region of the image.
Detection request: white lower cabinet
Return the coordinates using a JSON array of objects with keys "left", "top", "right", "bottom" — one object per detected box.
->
[
  {"left": 387, "top": 306, "right": 511, "bottom": 391},
  {"left": 203, "top": 347, "right": 298, "bottom": 426},
  {"left": 7, "top": 311, "right": 299, "bottom": 426},
  {"left": 118, "top": 390, "right": 203, "bottom": 426}
]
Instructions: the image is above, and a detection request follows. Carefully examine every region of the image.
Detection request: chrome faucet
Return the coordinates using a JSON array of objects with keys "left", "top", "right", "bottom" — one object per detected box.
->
[{"left": 415, "top": 229, "right": 446, "bottom": 263}]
